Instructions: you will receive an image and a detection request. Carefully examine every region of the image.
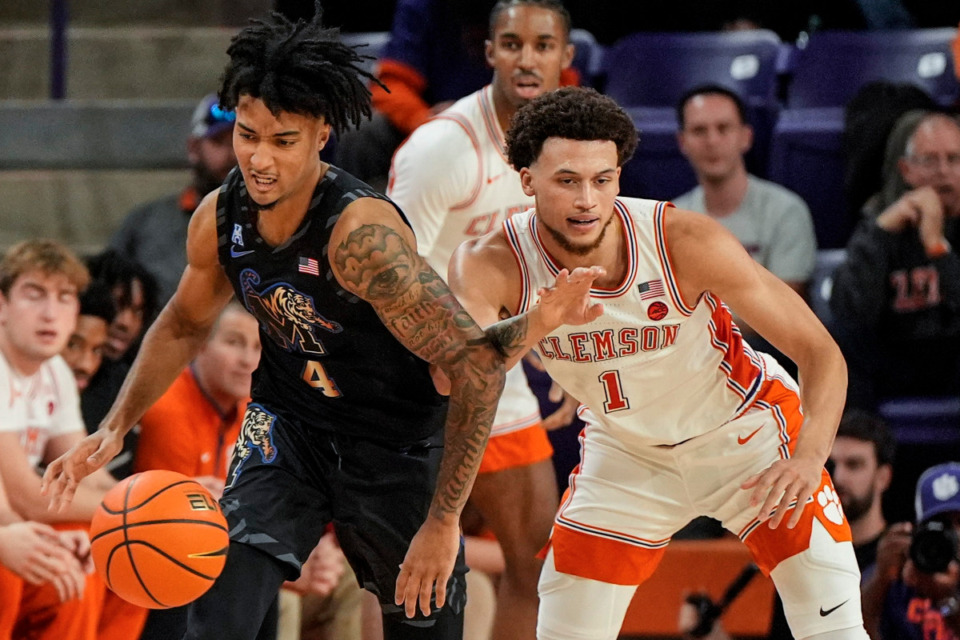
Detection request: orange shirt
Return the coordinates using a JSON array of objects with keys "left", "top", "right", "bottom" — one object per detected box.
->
[{"left": 133, "top": 367, "right": 247, "bottom": 480}]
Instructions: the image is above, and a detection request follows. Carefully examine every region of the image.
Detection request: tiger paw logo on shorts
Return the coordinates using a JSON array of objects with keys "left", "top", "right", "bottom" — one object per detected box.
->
[
  {"left": 225, "top": 404, "right": 279, "bottom": 489},
  {"left": 817, "top": 486, "right": 845, "bottom": 525}
]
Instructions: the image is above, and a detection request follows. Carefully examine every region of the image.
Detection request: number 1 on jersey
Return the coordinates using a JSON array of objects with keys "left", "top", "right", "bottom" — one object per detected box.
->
[
  {"left": 302, "top": 360, "right": 341, "bottom": 398},
  {"left": 599, "top": 370, "right": 629, "bottom": 413}
]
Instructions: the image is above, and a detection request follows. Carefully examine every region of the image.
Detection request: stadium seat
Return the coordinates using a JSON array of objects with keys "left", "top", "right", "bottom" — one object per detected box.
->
[
  {"left": 618, "top": 107, "right": 696, "bottom": 201},
  {"left": 766, "top": 107, "right": 852, "bottom": 249},
  {"left": 601, "top": 30, "right": 782, "bottom": 109},
  {"left": 878, "top": 396, "right": 960, "bottom": 446},
  {"left": 808, "top": 248, "right": 847, "bottom": 330},
  {"left": 784, "top": 28, "right": 960, "bottom": 108},
  {"left": 569, "top": 28, "right": 605, "bottom": 89}
]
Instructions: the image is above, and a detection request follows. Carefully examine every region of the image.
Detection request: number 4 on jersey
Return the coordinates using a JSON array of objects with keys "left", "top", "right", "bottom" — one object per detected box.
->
[
  {"left": 599, "top": 370, "right": 629, "bottom": 413},
  {"left": 302, "top": 360, "right": 341, "bottom": 398}
]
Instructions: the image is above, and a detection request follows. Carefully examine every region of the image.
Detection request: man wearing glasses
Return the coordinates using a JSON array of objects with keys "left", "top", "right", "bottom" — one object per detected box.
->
[
  {"left": 110, "top": 94, "right": 238, "bottom": 307},
  {"left": 831, "top": 111, "right": 960, "bottom": 410}
]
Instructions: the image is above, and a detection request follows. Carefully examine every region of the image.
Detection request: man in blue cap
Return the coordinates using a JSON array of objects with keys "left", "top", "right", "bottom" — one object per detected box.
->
[
  {"left": 110, "top": 94, "right": 238, "bottom": 306},
  {"left": 862, "top": 461, "right": 960, "bottom": 639}
]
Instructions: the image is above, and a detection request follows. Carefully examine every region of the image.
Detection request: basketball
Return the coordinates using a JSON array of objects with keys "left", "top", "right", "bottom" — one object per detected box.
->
[{"left": 90, "top": 470, "right": 229, "bottom": 609}]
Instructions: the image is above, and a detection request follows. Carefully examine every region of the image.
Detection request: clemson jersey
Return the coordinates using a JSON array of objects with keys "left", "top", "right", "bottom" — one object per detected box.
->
[
  {"left": 504, "top": 197, "right": 767, "bottom": 446},
  {"left": 0, "top": 354, "right": 85, "bottom": 469},
  {"left": 390, "top": 84, "right": 540, "bottom": 438}
]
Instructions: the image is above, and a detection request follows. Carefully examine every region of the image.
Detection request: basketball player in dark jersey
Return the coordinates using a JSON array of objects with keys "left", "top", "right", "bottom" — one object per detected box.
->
[{"left": 40, "top": 6, "right": 508, "bottom": 639}]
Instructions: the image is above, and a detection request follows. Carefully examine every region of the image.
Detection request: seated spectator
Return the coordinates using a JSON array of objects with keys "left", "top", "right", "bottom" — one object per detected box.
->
[
  {"left": 673, "top": 84, "right": 817, "bottom": 375},
  {"left": 0, "top": 239, "right": 119, "bottom": 640},
  {"left": 830, "top": 409, "right": 898, "bottom": 572},
  {"left": 80, "top": 250, "right": 159, "bottom": 479},
  {"left": 110, "top": 94, "right": 237, "bottom": 307},
  {"left": 61, "top": 281, "right": 116, "bottom": 393},
  {"left": 830, "top": 111, "right": 960, "bottom": 409},
  {"left": 862, "top": 461, "right": 960, "bottom": 639}
]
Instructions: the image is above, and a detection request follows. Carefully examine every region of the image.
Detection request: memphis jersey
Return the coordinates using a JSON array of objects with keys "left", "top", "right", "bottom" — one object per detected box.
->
[
  {"left": 504, "top": 198, "right": 767, "bottom": 447},
  {"left": 389, "top": 84, "right": 540, "bottom": 437},
  {"left": 216, "top": 166, "right": 448, "bottom": 443},
  {"left": 0, "top": 354, "right": 85, "bottom": 469}
]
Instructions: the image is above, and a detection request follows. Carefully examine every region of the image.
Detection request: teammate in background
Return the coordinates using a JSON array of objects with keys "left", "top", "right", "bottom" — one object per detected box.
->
[
  {"left": 448, "top": 87, "right": 869, "bottom": 640},
  {"left": 41, "top": 6, "right": 507, "bottom": 640},
  {"left": 61, "top": 281, "right": 116, "bottom": 393},
  {"left": 387, "top": 1, "right": 576, "bottom": 637},
  {"left": 0, "top": 239, "right": 120, "bottom": 640}
]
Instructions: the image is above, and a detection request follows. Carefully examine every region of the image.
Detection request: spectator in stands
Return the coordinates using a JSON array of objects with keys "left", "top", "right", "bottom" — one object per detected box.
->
[
  {"left": 60, "top": 281, "right": 115, "bottom": 393},
  {"left": 830, "top": 409, "right": 897, "bottom": 572},
  {"left": 336, "top": 0, "right": 579, "bottom": 192},
  {"left": 830, "top": 111, "right": 960, "bottom": 410},
  {"left": 110, "top": 93, "right": 237, "bottom": 306},
  {"left": 0, "top": 239, "right": 119, "bottom": 640},
  {"left": 861, "top": 461, "right": 960, "bottom": 639},
  {"left": 673, "top": 84, "right": 817, "bottom": 374},
  {"left": 79, "top": 250, "right": 159, "bottom": 479}
]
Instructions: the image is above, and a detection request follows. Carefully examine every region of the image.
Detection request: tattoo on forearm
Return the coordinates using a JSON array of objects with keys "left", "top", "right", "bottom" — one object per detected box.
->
[
  {"left": 335, "top": 224, "right": 504, "bottom": 516},
  {"left": 486, "top": 316, "right": 530, "bottom": 359}
]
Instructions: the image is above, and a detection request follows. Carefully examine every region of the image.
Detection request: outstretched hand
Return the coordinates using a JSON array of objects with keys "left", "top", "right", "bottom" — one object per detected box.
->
[
  {"left": 40, "top": 429, "right": 123, "bottom": 512},
  {"left": 537, "top": 267, "right": 605, "bottom": 329}
]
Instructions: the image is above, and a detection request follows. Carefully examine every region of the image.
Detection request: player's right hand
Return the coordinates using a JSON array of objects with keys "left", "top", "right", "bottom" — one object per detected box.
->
[
  {"left": 40, "top": 429, "right": 123, "bottom": 511},
  {"left": 536, "top": 267, "right": 606, "bottom": 329},
  {"left": 0, "top": 521, "right": 86, "bottom": 600}
]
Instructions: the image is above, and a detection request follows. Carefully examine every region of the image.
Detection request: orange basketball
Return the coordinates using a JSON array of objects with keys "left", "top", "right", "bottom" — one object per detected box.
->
[{"left": 90, "top": 470, "right": 229, "bottom": 609}]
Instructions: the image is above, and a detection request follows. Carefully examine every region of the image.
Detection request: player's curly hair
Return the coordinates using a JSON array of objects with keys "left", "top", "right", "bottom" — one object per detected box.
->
[
  {"left": 218, "top": 1, "right": 382, "bottom": 134},
  {"left": 506, "top": 87, "right": 638, "bottom": 171}
]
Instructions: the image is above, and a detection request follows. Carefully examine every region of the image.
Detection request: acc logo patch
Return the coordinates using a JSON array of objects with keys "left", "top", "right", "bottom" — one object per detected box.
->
[{"left": 647, "top": 301, "right": 668, "bottom": 321}]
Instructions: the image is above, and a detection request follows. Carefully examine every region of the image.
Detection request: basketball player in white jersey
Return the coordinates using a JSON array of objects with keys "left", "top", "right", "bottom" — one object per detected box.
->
[
  {"left": 387, "top": 2, "right": 578, "bottom": 637},
  {"left": 448, "top": 87, "right": 870, "bottom": 640}
]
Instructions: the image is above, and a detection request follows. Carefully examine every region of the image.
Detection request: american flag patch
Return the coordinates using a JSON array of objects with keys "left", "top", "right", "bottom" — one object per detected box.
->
[
  {"left": 638, "top": 279, "right": 664, "bottom": 300},
  {"left": 298, "top": 257, "right": 319, "bottom": 276}
]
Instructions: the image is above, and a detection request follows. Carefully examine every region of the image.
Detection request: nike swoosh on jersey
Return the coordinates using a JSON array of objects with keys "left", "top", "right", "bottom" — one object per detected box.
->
[
  {"left": 230, "top": 247, "right": 255, "bottom": 258},
  {"left": 737, "top": 425, "right": 763, "bottom": 445},
  {"left": 819, "top": 599, "right": 849, "bottom": 616},
  {"left": 486, "top": 172, "right": 507, "bottom": 184}
]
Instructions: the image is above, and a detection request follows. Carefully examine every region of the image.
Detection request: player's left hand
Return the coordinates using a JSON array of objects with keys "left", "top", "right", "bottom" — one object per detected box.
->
[
  {"left": 741, "top": 454, "right": 822, "bottom": 529},
  {"left": 395, "top": 515, "right": 460, "bottom": 618}
]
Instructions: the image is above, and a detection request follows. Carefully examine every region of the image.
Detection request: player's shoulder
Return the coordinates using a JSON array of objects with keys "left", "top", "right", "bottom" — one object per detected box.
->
[{"left": 453, "top": 225, "right": 514, "bottom": 274}]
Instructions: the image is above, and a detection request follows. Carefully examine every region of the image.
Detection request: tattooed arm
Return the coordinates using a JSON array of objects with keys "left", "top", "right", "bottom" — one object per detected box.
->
[
  {"left": 328, "top": 197, "right": 505, "bottom": 617},
  {"left": 448, "top": 230, "right": 605, "bottom": 371}
]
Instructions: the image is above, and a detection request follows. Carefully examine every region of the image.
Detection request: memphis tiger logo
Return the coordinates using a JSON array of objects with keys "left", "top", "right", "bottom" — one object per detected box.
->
[
  {"left": 240, "top": 269, "right": 341, "bottom": 355},
  {"left": 226, "top": 404, "right": 278, "bottom": 489}
]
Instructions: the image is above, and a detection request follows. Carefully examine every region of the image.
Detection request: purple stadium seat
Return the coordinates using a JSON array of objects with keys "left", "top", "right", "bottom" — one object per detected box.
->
[
  {"left": 808, "top": 248, "right": 846, "bottom": 329},
  {"left": 785, "top": 28, "right": 960, "bottom": 108},
  {"left": 617, "top": 107, "right": 697, "bottom": 201},
  {"left": 767, "top": 107, "right": 852, "bottom": 249},
  {"left": 601, "top": 30, "right": 782, "bottom": 109},
  {"left": 570, "top": 28, "right": 605, "bottom": 89}
]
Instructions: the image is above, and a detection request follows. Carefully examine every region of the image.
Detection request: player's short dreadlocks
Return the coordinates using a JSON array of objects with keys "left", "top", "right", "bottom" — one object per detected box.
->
[{"left": 218, "top": 1, "right": 383, "bottom": 134}]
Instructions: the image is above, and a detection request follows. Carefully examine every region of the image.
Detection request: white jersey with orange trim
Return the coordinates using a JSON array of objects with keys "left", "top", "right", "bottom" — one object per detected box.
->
[
  {"left": 0, "top": 353, "right": 85, "bottom": 469},
  {"left": 504, "top": 197, "right": 767, "bottom": 447},
  {"left": 389, "top": 84, "right": 540, "bottom": 437}
]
